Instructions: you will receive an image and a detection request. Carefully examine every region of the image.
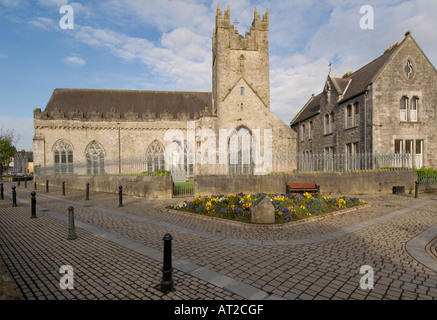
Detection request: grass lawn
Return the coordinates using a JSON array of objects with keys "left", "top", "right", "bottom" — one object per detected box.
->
[{"left": 172, "top": 180, "right": 194, "bottom": 196}]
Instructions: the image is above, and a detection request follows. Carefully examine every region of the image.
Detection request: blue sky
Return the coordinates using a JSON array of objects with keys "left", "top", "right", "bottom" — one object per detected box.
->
[{"left": 1, "top": 0, "right": 436, "bottom": 151}]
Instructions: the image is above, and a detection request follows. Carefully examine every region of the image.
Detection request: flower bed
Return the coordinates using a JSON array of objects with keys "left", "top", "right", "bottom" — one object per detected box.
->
[{"left": 169, "top": 192, "right": 366, "bottom": 224}]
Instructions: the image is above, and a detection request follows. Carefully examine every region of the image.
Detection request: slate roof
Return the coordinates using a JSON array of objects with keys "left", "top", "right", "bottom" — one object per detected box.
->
[
  {"left": 43, "top": 88, "right": 213, "bottom": 119},
  {"left": 290, "top": 39, "right": 402, "bottom": 127}
]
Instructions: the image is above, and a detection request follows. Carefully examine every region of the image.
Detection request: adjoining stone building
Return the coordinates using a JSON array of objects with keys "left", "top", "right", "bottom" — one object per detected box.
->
[
  {"left": 33, "top": 5, "right": 296, "bottom": 176},
  {"left": 290, "top": 31, "right": 437, "bottom": 170}
]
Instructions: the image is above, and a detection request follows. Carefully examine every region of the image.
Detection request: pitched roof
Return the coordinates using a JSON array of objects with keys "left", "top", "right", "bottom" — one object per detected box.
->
[
  {"left": 290, "top": 93, "right": 322, "bottom": 125},
  {"left": 43, "top": 88, "right": 213, "bottom": 119},
  {"left": 290, "top": 37, "right": 402, "bottom": 127}
]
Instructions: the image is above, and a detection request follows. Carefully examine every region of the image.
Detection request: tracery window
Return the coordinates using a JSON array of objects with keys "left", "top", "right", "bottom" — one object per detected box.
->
[
  {"left": 86, "top": 141, "right": 105, "bottom": 174},
  {"left": 146, "top": 140, "right": 165, "bottom": 173},
  {"left": 229, "top": 127, "right": 253, "bottom": 175},
  {"left": 53, "top": 140, "right": 74, "bottom": 175}
]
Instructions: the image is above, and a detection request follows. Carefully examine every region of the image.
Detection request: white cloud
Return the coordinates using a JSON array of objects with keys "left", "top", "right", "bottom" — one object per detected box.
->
[
  {"left": 73, "top": 24, "right": 211, "bottom": 91},
  {"left": 64, "top": 56, "right": 86, "bottom": 66},
  {"left": 0, "top": 52, "right": 8, "bottom": 59},
  {"left": 28, "top": 17, "right": 57, "bottom": 31}
]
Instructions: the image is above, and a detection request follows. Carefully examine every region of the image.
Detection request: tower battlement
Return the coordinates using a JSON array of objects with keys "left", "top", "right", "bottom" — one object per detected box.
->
[{"left": 214, "top": 5, "right": 268, "bottom": 52}]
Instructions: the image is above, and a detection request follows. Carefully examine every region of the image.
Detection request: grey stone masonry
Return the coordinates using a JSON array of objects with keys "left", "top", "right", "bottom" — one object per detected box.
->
[{"left": 291, "top": 31, "right": 437, "bottom": 169}]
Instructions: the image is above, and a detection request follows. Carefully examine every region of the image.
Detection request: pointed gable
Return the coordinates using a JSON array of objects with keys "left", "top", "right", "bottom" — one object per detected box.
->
[{"left": 292, "top": 34, "right": 404, "bottom": 127}]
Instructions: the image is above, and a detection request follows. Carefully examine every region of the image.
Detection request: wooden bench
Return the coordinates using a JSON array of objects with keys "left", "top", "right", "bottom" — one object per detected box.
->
[{"left": 286, "top": 182, "right": 320, "bottom": 194}]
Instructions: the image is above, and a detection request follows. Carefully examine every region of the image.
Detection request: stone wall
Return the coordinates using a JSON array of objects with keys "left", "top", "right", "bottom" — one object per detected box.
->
[
  {"left": 35, "top": 175, "right": 172, "bottom": 199},
  {"left": 194, "top": 171, "right": 418, "bottom": 197},
  {"left": 36, "top": 170, "right": 418, "bottom": 199}
]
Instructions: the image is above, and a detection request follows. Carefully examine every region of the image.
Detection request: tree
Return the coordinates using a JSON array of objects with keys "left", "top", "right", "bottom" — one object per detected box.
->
[{"left": 0, "top": 128, "right": 17, "bottom": 174}]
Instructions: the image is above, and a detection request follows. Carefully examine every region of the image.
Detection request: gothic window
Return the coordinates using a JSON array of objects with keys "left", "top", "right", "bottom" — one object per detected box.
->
[
  {"left": 53, "top": 140, "right": 74, "bottom": 175},
  {"left": 354, "top": 103, "right": 360, "bottom": 126},
  {"left": 240, "top": 87, "right": 244, "bottom": 96},
  {"left": 239, "top": 55, "right": 245, "bottom": 73},
  {"left": 168, "top": 140, "right": 194, "bottom": 177},
  {"left": 330, "top": 112, "right": 335, "bottom": 133},
  {"left": 309, "top": 121, "right": 314, "bottom": 140},
  {"left": 400, "top": 96, "right": 418, "bottom": 122},
  {"left": 324, "top": 114, "right": 330, "bottom": 135},
  {"left": 229, "top": 127, "right": 253, "bottom": 175},
  {"left": 86, "top": 141, "right": 105, "bottom": 175},
  {"left": 400, "top": 96, "right": 408, "bottom": 121},
  {"left": 146, "top": 140, "right": 165, "bottom": 173},
  {"left": 410, "top": 97, "right": 419, "bottom": 122},
  {"left": 346, "top": 105, "right": 352, "bottom": 128},
  {"left": 301, "top": 124, "right": 306, "bottom": 142}
]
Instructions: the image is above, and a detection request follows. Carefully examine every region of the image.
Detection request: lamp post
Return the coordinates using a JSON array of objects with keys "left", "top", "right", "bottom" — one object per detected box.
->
[{"left": 117, "top": 123, "right": 121, "bottom": 175}]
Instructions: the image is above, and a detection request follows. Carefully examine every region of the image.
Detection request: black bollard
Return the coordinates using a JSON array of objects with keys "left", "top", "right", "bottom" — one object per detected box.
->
[
  {"left": 62, "top": 181, "right": 66, "bottom": 196},
  {"left": 159, "top": 233, "right": 174, "bottom": 293},
  {"left": 67, "top": 207, "right": 77, "bottom": 240},
  {"left": 24, "top": 178, "right": 27, "bottom": 189},
  {"left": 31, "top": 192, "right": 37, "bottom": 219},
  {"left": 0, "top": 183, "right": 3, "bottom": 200},
  {"left": 34, "top": 181, "right": 37, "bottom": 190},
  {"left": 85, "top": 183, "right": 90, "bottom": 200},
  {"left": 415, "top": 181, "right": 419, "bottom": 199},
  {"left": 12, "top": 186, "right": 17, "bottom": 207},
  {"left": 118, "top": 185, "right": 123, "bottom": 207},
  {"left": 17, "top": 178, "right": 20, "bottom": 187},
  {"left": 46, "top": 180, "right": 49, "bottom": 193}
]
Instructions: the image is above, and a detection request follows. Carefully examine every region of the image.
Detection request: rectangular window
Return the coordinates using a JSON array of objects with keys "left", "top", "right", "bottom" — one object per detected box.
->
[
  {"left": 330, "top": 113, "right": 335, "bottom": 133},
  {"left": 410, "top": 98, "right": 418, "bottom": 122},
  {"left": 395, "top": 140, "right": 403, "bottom": 154},
  {"left": 415, "top": 140, "right": 423, "bottom": 168},
  {"left": 346, "top": 105, "right": 352, "bottom": 128},
  {"left": 240, "top": 87, "right": 244, "bottom": 96},
  {"left": 325, "top": 115, "right": 330, "bottom": 134},
  {"left": 309, "top": 121, "right": 314, "bottom": 140},
  {"left": 354, "top": 104, "right": 360, "bottom": 126},
  {"left": 400, "top": 97, "right": 408, "bottom": 121}
]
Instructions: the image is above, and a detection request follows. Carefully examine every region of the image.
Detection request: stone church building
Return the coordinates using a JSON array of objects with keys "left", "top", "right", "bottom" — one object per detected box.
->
[
  {"left": 33, "top": 6, "right": 296, "bottom": 176},
  {"left": 290, "top": 31, "right": 437, "bottom": 170}
]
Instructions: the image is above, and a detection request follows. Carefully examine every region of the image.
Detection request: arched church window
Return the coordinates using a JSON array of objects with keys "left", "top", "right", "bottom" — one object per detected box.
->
[
  {"left": 168, "top": 140, "right": 194, "bottom": 178},
  {"left": 53, "top": 140, "right": 74, "bottom": 175},
  {"left": 86, "top": 141, "right": 105, "bottom": 174},
  {"left": 229, "top": 127, "right": 254, "bottom": 175},
  {"left": 146, "top": 140, "right": 165, "bottom": 173}
]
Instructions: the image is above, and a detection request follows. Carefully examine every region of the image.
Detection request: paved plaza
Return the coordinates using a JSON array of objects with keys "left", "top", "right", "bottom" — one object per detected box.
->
[{"left": 0, "top": 180, "right": 437, "bottom": 301}]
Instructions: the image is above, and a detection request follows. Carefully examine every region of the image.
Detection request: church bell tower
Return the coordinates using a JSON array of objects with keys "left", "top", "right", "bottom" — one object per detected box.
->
[{"left": 212, "top": 5, "right": 270, "bottom": 115}]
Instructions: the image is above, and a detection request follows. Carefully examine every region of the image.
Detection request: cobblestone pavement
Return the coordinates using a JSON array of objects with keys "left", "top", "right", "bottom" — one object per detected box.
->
[{"left": 0, "top": 181, "right": 436, "bottom": 301}]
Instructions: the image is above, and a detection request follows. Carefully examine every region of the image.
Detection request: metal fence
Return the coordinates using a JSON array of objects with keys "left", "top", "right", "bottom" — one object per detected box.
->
[
  {"left": 36, "top": 153, "right": 415, "bottom": 178},
  {"left": 417, "top": 173, "right": 437, "bottom": 186}
]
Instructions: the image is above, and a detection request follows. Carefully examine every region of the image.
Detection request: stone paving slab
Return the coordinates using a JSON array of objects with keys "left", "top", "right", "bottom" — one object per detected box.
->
[{"left": 1, "top": 182, "right": 437, "bottom": 301}]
